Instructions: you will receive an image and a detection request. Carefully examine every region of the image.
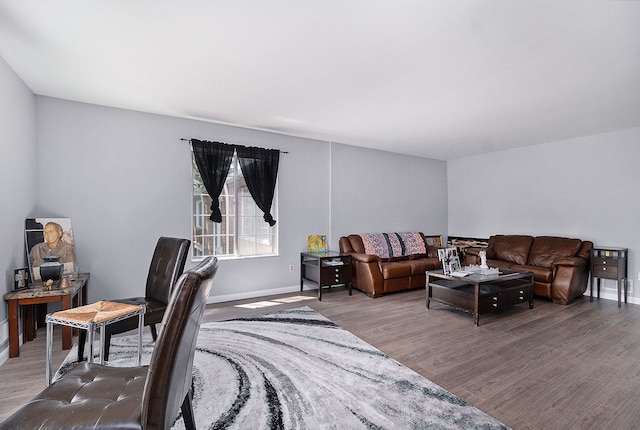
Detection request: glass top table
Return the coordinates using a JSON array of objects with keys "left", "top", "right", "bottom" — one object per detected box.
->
[{"left": 426, "top": 268, "right": 534, "bottom": 326}]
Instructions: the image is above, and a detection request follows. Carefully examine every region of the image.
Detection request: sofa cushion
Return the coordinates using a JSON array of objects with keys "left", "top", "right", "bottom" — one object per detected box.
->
[
  {"left": 380, "top": 256, "right": 408, "bottom": 263},
  {"left": 396, "top": 232, "right": 427, "bottom": 255},
  {"left": 360, "top": 233, "right": 403, "bottom": 258},
  {"left": 511, "top": 264, "right": 553, "bottom": 283},
  {"left": 488, "top": 235, "right": 533, "bottom": 265},
  {"left": 487, "top": 259, "right": 514, "bottom": 270},
  {"left": 380, "top": 261, "right": 413, "bottom": 279},
  {"left": 407, "top": 258, "right": 442, "bottom": 275},
  {"left": 527, "top": 236, "right": 582, "bottom": 268},
  {"left": 359, "top": 232, "right": 426, "bottom": 258}
]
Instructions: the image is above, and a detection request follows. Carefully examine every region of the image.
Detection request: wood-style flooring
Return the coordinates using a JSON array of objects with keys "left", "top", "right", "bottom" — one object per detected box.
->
[{"left": 1, "top": 287, "right": 639, "bottom": 429}]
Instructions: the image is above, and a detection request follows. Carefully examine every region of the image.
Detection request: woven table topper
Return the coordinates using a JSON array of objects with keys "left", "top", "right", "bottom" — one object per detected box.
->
[{"left": 52, "top": 300, "right": 140, "bottom": 324}]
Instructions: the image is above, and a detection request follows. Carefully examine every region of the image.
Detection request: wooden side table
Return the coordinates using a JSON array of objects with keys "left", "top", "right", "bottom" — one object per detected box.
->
[
  {"left": 3, "top": 274, "right": 89, "bottom": 358},
  {"left": 46, "top": 300, "right": 145, "bottom": 385},
  {"left": 590, "top": 247, "right": 628, "bottom": 307},
  {"left": 300, "top": 251, "right": 352, "bottom": 300}
]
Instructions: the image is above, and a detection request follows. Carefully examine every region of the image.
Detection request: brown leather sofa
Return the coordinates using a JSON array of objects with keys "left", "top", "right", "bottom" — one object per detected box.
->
[
  {"left": 464, "top": 235, "right": 592, "bottom": 305},
  {"left": 339, "top": 232, "right": 443, "bottom": 298}
]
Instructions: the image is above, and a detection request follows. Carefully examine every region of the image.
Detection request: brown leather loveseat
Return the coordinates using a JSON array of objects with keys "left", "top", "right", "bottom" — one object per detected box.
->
[
  {"left": 339, "top": 232, "right": 443, "bottom": 298},
  {"left": 465, "top": 235, "right": 592, "bottom": 305}
]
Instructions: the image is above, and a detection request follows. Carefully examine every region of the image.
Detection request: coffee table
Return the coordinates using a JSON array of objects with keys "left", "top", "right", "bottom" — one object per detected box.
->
[{"left": 426, "top": 268, "right": 534, "bottom": 326}]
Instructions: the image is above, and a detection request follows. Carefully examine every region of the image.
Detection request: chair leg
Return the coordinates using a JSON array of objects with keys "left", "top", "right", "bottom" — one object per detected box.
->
[
  {"left": 150, "top": 324, "right": 158, "bottom": 341},
  {"left": 103, "top": 332, "right": 113, "bottom": 361},
  {"left": 181, "top": 390, "right": 196, "bottom": 430},
  {"left": 78, "top": 329, "right": 86, "bottom": 362}
]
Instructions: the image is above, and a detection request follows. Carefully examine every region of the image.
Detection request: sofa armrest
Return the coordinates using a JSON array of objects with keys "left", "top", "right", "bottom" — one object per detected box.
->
[
  {"left": 345, "top": 253, "right": 384, "bottom": 298},
  {"left": 552, "top": 256, "right": 588, "bottom": 268},
  {"left": 348, "top": 252, "right": 381, "bottom": 264},
  {"left": 463, "top": 247, "right": 484, "bottom": 265},
  {"left": 551, "top": 256, "right": 590, "bottom": 304}
]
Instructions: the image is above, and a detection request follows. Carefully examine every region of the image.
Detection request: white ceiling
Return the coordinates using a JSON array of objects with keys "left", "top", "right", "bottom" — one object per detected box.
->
[{"left": 1, "top": 1, "right": 639, "bottom": 160}]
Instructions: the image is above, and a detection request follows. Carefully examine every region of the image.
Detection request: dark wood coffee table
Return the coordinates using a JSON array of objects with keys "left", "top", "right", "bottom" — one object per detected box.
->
[{"left": 426, "top": 268, "right": 534, "bottom": 326}]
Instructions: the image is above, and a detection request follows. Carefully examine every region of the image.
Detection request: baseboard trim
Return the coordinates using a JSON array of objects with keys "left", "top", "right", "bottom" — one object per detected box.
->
[
  {"left": 207, "top": 284, "right": 316, "bottom": 304},
  {"left": 584, "top": 290, "right": 638, "bottom": 305}
]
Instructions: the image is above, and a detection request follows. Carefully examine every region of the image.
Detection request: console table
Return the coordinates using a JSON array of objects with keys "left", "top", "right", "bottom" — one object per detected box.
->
[
  {"left": 590, "top": 247, "right": 628, "bottom": 307},
  {"left": 300, "top": 251, "right": 352, "bottom": 300},
  {"left": 3, "top": 274, "right": 89, "bottom": 358}
]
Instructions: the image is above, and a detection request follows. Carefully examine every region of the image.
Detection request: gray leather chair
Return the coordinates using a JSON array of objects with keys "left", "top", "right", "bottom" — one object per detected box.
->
[
  {"left": 1, "top": 256, "right": 218, "bottom": 430},
  {"left": 78, "top": 236, "right": 190, "bottom": 361}
]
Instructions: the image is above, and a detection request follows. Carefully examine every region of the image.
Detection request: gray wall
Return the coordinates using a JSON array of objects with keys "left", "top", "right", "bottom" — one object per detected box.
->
[
  {"left": 31, "top": 97, "right": 449, "bottom": 307},
  {"left": 0, "top": 56, "right": 37, "bottom": 348},
  {"left": 448, "top": 128, "right": 640, "bottom": 303},
  {"left": 34, "top": 97, "right": 334, "bottom": 304},
  {"left": 1, "top": 88, "right": 448, "bottom": 361},
  {"left": 330, "top": 142, "right": 448, "bottom": 243}
]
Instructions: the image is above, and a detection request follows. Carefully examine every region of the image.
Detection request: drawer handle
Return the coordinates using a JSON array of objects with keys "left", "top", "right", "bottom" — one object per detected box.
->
[
  {"left": 492, "top": 303, "right": 498, "bottom": 307},
  {"left": 493, "top": 297, "right": 498, "bottom": 301},
  {"left": 603, "top": 267, "right": 607, "bottom": 271}
]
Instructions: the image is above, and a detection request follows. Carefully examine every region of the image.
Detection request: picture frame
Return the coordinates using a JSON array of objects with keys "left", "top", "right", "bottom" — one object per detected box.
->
[
  {"left": 307, "top": 234, "right": 328, "bottom": 253},
  {"left": 437, "top": 247, "right": 460, "bottom": 275},
  {"left": 13, "top": 267, "right": 30, "bottom": 290},
  {"left": 25, "top": 218, "right": 77, "bottom": 281}
]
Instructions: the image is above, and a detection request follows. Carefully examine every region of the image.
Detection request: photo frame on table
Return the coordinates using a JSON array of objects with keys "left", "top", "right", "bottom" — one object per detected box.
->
[
  {"left": 13, "top": 267, "right": 30, "bottom": 290},
  {"left": 438, "top": 247, "right": 461, "bottom": 275},
  {"left": 25, "top": 218, "right": 77, "bottom": 281}
]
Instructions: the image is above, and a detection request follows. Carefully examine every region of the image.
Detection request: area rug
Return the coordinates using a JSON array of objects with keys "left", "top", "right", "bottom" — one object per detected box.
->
[{"left": 56, "top": 306, "right": 509, "bottom": 429}]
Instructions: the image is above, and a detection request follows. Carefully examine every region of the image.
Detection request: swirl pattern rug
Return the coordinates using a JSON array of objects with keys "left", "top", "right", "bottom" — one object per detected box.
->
[{"left": 56, "top": 306, "right": 509, "bottom": 429}]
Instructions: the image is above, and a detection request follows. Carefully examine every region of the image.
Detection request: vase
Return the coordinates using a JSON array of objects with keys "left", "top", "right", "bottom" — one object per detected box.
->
[{"left": 40, "top": 255, "right": 64, "bottom": 283}]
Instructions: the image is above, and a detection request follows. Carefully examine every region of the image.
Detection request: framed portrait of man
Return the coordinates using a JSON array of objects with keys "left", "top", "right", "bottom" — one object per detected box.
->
[{"left": 25, "top": 218, "right": 77, "bottom": 281}]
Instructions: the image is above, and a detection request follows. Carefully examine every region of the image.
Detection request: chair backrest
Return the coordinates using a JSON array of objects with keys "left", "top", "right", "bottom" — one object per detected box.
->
[
  {"left": 141, "top": 256, "right": 218, "bottom": 429},
  {"left": 146, "top": 237, "right": 191, "bottom": 304}
]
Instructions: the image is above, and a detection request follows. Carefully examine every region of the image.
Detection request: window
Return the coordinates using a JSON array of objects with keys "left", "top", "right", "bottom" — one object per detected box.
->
[{"left": 192, "top": 152, "right": 277, "bottom": 259}]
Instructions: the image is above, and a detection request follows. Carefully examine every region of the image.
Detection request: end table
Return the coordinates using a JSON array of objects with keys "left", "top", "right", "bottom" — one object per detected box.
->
[
  {"left": 300, "top": 251, "right": 352, "bottom": 300},
  {"left": 590, "top": 247, "right": 628, "bottom": 307},
  {"left": 46, "top": 300, "right": 144, "bottom": 385}
]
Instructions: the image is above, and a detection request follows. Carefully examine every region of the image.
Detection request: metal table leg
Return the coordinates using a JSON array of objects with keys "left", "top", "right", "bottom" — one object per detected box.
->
[
  {"left": 137, "top": 308, "right": 144, "bottom": 366},
  {"left": 46, "top": 318, "right": 53, "bottom": 386}
]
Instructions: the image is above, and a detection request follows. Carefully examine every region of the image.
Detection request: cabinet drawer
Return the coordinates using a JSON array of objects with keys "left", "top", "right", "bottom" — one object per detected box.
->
[
  {"left": 330, "top": 266, "right": 351, "bottom": 283},
  {"left": 593, "top": 257, "right": 619, "bottom": 267},
  {"left": 593, "top": 266, "right": 618, "bottom": 279},
  {"left": 478, "top": 288, "right": 530, "bottom": 312}
]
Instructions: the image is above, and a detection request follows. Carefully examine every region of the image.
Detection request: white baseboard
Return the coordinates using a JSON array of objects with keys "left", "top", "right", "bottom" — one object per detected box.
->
[
  {"left": 0, "top": 319, "right": 21, "bottom": 368},
  {"left": 206, "top": 284, "right": 316, "bottom": 304},
  {"left": 584, "top": 289, "right": 638, "bottom": 305}
]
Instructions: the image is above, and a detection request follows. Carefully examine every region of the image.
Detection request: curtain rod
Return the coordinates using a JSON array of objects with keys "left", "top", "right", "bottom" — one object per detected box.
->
[{"left": 180, "top": 138, "right": 289, "bottom": 154}]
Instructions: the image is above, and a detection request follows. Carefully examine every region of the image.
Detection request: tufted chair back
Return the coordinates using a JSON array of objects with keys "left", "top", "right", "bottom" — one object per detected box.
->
[
  {"left": 146, "top": 236, "right": 191, "bottom": 306},
  {"left": 142, "top": 255, "right": 217, "bottom": 428},
  {"left": 0, "top": 256, "right": 218, "bottom": 430}
]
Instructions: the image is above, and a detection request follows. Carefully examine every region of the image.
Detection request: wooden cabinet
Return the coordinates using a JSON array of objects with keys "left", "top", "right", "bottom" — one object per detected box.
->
[
  {"left": 300, "top": 251, "right": 352, "bottom": 301},
  {"left": 590, "top": 247, "right": 628, "bottom": 307}
]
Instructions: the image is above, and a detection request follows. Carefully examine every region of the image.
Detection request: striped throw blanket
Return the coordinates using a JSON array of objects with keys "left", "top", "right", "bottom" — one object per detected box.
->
[{"left": 360, "top": 232, "right": 426, "bottom": 258}]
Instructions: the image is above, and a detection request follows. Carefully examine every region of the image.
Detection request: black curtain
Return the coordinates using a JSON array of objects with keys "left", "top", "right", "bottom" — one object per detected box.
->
[
  {"left": 191, "top": 139, "right": 235, "bottom": 223},
  {"left": 236, "top": 145, "right": 280, "bottom": 226}
]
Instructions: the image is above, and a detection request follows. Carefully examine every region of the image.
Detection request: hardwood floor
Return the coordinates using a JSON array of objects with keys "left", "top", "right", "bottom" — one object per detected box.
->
[{"left": 2, "top": 287, "right": 639, "bottom": 429}]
